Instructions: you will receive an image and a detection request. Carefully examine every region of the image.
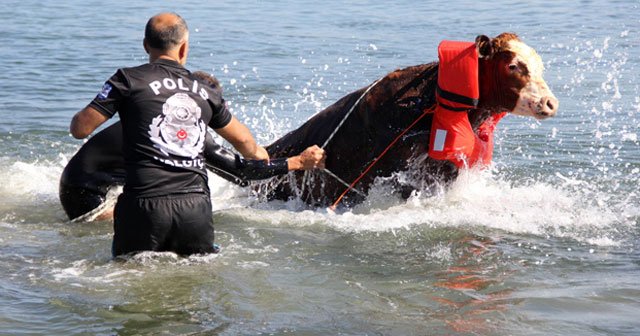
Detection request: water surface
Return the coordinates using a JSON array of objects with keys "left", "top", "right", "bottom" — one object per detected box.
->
[{"left": 0, "top": 0, "right": 639, "bottom": 335}]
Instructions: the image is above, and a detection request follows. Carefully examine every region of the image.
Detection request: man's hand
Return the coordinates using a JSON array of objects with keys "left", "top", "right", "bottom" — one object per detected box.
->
[{"left": 287, "top": 145, "right": 326, "bottom": 170}]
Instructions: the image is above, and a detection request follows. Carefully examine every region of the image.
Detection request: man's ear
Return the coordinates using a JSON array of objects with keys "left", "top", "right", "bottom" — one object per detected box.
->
[
  {"left": 178, "top": 40, "right": 189, "bottom": 65},
  {"left": 143, "top": 38, "right": 150, "bottom": 54},
  {"left": 475, "top": 35, "right": 493, "bottom": 59}
]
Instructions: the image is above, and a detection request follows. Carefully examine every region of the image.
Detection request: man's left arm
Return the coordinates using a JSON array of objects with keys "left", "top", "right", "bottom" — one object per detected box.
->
[{"left": 214, "top": 117, "right": 269, "bottom": 160}]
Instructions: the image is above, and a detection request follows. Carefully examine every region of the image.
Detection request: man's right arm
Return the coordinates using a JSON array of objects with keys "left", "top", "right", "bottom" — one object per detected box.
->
[
  {"left": 71, "top": 71, "right": 126, "bottom": 139},
  {"left": 213, "top": 116, "right": 269, "bottom": 160},
  {"left": 70, "top": 106, "right": 109, "bottom": 139}
]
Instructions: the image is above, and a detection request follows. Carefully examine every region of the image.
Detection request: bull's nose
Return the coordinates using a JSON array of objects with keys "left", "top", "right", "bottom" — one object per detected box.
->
[{"left": 540, "top": 96, "right": 558, "bottom": 118}]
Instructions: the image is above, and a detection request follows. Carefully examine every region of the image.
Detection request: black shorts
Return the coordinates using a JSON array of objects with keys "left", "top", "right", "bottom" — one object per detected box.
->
[
  {"left": 112, "top": 192, "right": 215, "bottom": 257},
  {"left": 59, "top": 183, "right": 105, "bottom": 221}
]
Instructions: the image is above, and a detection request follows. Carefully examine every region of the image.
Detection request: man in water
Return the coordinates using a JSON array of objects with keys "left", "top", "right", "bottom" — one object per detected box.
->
[
  {"left": 60, "top": 71, "right": 325, "bottom": 222},
  {"left": 70, "top": 12, "right": 319, "bottom": 257}
]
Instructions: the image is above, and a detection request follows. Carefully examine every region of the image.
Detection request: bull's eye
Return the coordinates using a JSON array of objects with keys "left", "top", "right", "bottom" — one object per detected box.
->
[{"left": 508, "top": 64, "right": 518, "bottom": 71}]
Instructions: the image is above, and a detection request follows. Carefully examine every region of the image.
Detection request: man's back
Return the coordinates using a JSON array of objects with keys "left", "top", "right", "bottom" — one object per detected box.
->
[{"left": 89, "top": 60, "right": 231, "bottom": 197}]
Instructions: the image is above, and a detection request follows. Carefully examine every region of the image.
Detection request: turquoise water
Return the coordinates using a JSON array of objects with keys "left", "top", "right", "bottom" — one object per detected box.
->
[{"left": 1, "top": 0, "right": 639, "bottom": 335}]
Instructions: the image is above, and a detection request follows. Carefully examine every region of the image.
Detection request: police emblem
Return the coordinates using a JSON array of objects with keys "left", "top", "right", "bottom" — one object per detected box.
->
[{"left": 148, "top": 93, "right": 206, "bottom": 159}]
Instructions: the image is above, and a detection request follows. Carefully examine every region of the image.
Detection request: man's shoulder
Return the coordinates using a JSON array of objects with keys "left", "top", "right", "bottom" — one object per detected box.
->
[
  {"left": 119, "top": 61, "right": 189, "bottom": 77},
  {"left": 117, "top": 63, "right": 154, "bottom": 74},
  {"left": 111, "top": 63, "right": 165, "bottom": 85}
]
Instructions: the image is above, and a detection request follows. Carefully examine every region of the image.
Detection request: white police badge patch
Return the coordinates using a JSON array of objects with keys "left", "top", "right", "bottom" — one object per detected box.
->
[
  {"left": 97, "top": 83, "right": 112, "bottom": 100},
  {"left": 148, "top": 93, "right": 206, "bottom": 159}
]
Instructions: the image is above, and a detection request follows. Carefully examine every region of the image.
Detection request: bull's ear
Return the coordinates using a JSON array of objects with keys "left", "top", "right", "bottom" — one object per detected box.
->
[{"left": 475, "top": 35, "right": 493, "bottom": 59}]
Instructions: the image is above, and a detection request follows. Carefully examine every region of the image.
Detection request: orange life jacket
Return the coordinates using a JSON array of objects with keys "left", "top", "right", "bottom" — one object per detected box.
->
[{"left": 428, "top": 40, "right": 506, "bottom": 168}]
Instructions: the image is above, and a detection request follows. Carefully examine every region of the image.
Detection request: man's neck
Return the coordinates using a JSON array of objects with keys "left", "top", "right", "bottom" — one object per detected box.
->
[{"left": 150, "top": 54, "right": 180, "bottom": 63}]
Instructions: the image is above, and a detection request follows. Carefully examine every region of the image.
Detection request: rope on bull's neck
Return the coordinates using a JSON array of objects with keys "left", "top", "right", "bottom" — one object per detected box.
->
[
  {"left": 316, "top": 78, "right": 382, "bottom": 198},
  {"left": 321, "top": 78, "right": 382, "bottom": 149}
]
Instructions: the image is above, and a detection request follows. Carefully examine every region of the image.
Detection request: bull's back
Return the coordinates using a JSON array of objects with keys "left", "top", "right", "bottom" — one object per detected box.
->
[
  {"left": 266, "top": 88, "right": 367, "bottom": 158},
  {"left": 263, "top": 62, "right": 446, "bottom": 206}
]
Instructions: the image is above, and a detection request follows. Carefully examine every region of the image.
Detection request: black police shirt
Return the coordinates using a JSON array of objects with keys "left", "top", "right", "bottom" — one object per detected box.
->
[{"left": 89, "top": 59, "right": 232, "bottom": 197}]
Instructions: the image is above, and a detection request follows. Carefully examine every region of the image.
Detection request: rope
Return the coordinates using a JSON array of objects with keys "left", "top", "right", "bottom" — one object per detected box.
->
[
  {"left": 329, "top": 106, "right": 435, "bottom": 210},
  {"left": 318, "top": 78, "right": 382, "bottom": 196},
  {"left": 321, "top": 78, "right": 381, "bottom": 149},
  {"left": 318, "top": 67, "right": 436, "bottom": 199},
  {"left": 323, "top": 168, "right": 366, "bottom": 197}
]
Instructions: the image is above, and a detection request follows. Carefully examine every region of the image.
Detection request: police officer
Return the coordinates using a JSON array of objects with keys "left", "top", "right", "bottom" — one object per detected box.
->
[
  {"left": 70, "top": 12, "right": 321, "bottom": 257},
  {"left": 60, "top": 72, "right": 325, "bottom": 223}
]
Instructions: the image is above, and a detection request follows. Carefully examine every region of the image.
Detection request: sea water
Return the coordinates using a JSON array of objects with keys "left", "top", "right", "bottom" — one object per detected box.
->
[{"left": 0, "top": 0, "right": 639, "bottom": 335}]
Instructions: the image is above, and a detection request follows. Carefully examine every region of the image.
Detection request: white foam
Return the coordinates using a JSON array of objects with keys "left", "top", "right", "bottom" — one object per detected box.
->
[
  {"left": 51, "top": 259, "right": 145, "bottom": 285},
  {"left": 207, "top": 171, "right": 254, "bottom": 211},
  {"left": 0, "top": 161, "right": 62, "bottom": 200},
  {"left": 214, "top": 168, "right": 633, "bottom": 246}
]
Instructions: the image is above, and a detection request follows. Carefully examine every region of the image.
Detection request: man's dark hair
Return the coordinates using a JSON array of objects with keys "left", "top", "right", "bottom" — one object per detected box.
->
[
  {"left": 144, "top": 13, "right": 188, "bottom": 51},
  {"left": 192, "top": 71, "right": 221, "bottom": 90}
]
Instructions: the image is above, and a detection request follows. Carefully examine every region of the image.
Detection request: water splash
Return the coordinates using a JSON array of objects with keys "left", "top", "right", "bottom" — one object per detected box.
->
[
  {"left": 210, "top": 168, "right": 634, "bottom": 247},
  {"left": 0, "top": 160, "right": 62, "bottom": 203}
]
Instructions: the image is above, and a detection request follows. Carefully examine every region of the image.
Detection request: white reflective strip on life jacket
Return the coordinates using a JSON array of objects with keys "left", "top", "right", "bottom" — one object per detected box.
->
[{"left": 433, "top": 129, "right": 447, "bottom": 152}]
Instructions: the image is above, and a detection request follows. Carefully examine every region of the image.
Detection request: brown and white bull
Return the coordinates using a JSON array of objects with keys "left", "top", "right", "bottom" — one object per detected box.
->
[{"left": 263, "top": 33, "right": 558, "bottom": 207}]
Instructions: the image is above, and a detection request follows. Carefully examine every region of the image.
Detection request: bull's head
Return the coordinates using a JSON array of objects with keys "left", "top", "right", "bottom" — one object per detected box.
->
[{"left": 476, "top": 33, "right": 558, "bottom": 119}]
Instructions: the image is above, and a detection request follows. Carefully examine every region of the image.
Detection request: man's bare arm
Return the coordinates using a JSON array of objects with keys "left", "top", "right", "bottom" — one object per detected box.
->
[
  {"left": 214, "top": 116, "right": 269, "bottom": 160},
  {"left": 70, "top": 106, "right": 109, "bottom": 139}
]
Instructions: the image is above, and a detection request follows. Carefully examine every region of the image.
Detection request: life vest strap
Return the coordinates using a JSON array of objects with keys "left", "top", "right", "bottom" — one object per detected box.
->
[
  {"left": 436, "top": 85, "right": 479, "bottom": 108},
  {"left": 437, "top": 101, "right": 473, "bottom": 112}
]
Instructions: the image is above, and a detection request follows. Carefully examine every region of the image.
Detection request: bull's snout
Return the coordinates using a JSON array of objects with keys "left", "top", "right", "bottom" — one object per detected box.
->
[{"left": 537, "top": 96, "right": 558, "bottom": 119}]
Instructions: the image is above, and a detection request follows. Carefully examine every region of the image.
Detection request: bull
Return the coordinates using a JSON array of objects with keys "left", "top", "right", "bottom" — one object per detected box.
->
[{"left": 263, "top": 33, "right": 558, "bottom": 207}]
